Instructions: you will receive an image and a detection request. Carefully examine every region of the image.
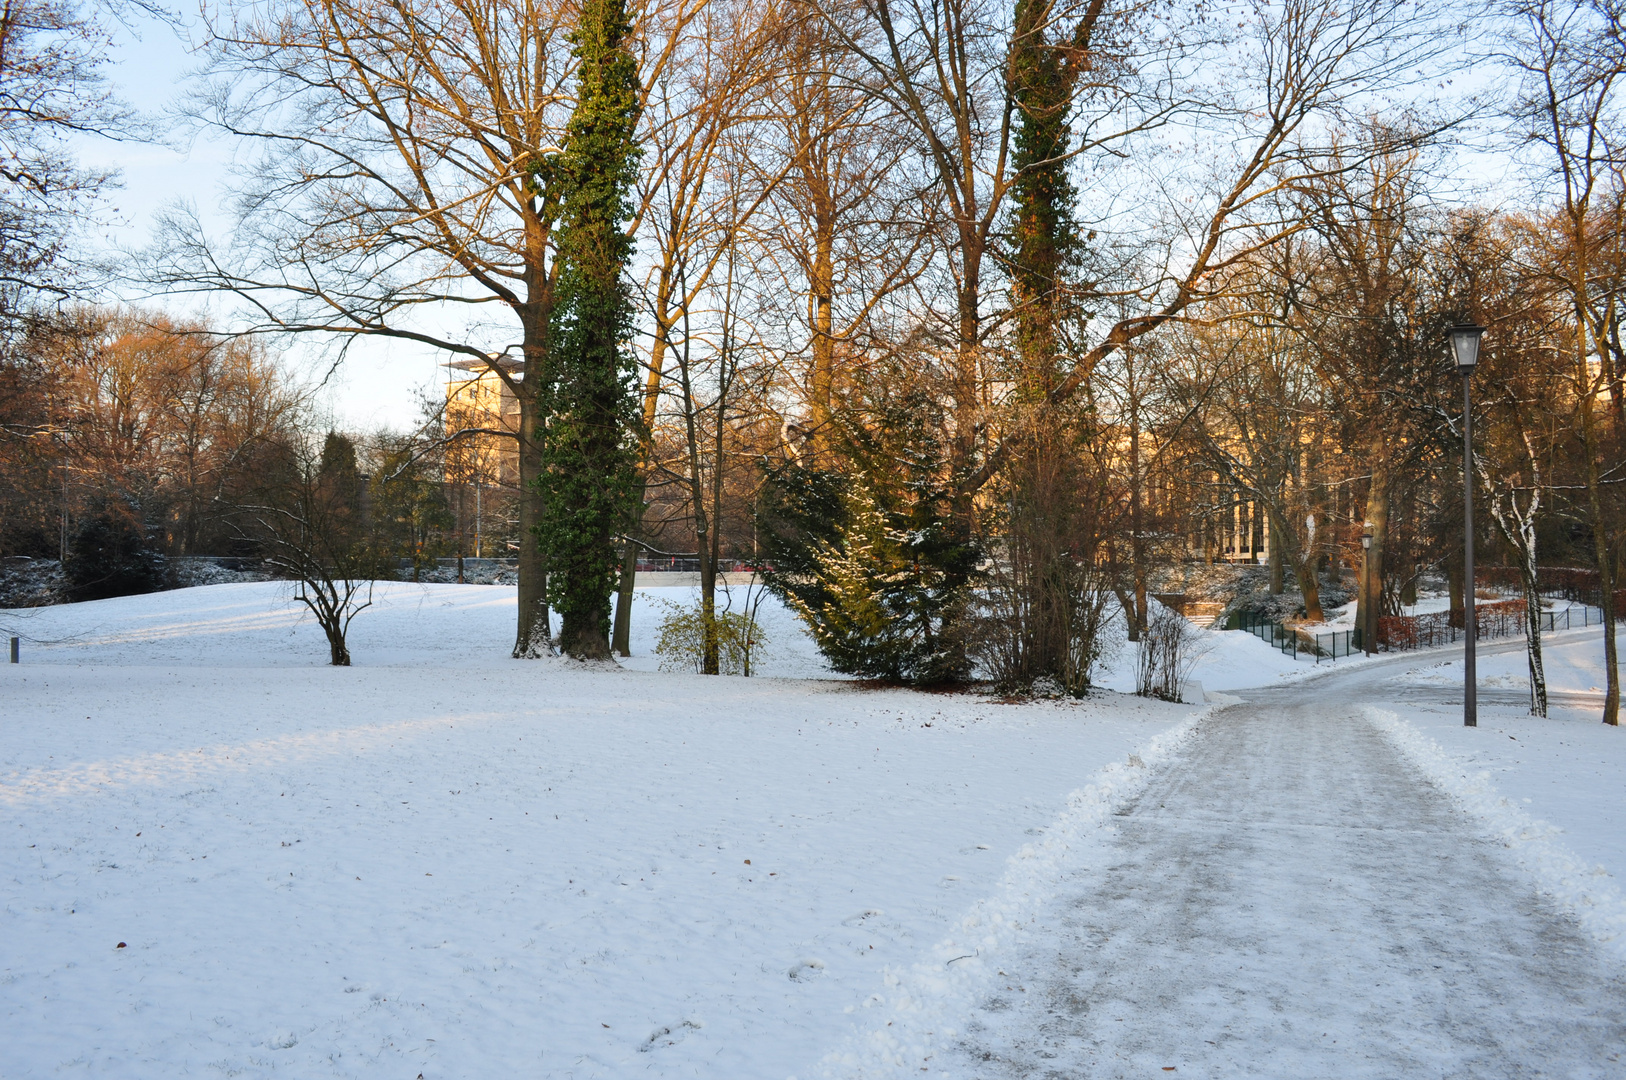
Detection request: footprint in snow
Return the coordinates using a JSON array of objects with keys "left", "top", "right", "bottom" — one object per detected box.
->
[
  {"left": 788, "top": 958, "right": 826, "bottom": 982},
  {"left": 639, "top": 1019, "right": 701, "bottom": 1051}
]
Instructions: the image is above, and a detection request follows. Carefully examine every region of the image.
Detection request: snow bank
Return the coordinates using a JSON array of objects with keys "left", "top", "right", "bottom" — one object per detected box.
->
[
  {"left": 1365, "top": 706, "right": 1626, "bottom": 962},
  {"left": 818, "top": 707, "right": 1209, "bottom": 1078},
  {"left": 1091, "top": 613, "right": 1379, "bottom": 694}
]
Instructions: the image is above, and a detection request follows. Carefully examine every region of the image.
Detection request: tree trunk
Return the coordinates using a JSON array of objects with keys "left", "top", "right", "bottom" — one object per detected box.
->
[
  {"left": 1265, "top": 504, "right": 1322, "bottom": 622},
  {"left": 809, "top": 218, "right": 836, "bottom": 460},
  {"left": 612, "top": 281, "right": 674, "bottom": 659},
  {"left": 1129, "top": 406, "right": 1148, "bottom": 636},
  {"left": 1520, "top": 557, "right": 1548, "bottom": 718},
  {"left": 1115, "top": 584, "right": 1140, "bottom": 641},
  {"left": 699, "top": 517, "right": 718, "bottom": 675},
  {"left": 513, "top": 381, "right": 551, "bottom": 657},
  {"left": 327, "top": 626, "right": 351, "bottom": 666},
  {"left": 612, "top": 540, "right": 637, "bottom": 657},
  {"left": 1570, "top": 242, "right": 1620, "bottom": 724},
  {"left": 1356, "top": 450, "right": 1390, "bottom": 648},
  {"left": 1580, "top": 393, "right": 1620, "bottom": 724},
  {"left": 953, "top": 268, "right": 982, "bottom": 479}
]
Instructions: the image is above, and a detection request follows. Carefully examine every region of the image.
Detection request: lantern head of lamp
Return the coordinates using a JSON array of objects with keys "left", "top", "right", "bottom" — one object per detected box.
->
[{"left": 1449, "top": 323, "right": 1486, "bottom": 373}]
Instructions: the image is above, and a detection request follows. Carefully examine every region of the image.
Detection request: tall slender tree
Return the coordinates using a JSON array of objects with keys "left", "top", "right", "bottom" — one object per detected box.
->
[
  {"left": 1007, "top": 0, "right": 1085, "bottom": 393},
  {"left": 537, "top": 0, "right": 646, "bottom": 659},
  {"left": 995, "top": 0, "right": 1095, "bottom": 688},
  {"left": 1507, "top": 0, "right": 1623, "bottom": 724}
]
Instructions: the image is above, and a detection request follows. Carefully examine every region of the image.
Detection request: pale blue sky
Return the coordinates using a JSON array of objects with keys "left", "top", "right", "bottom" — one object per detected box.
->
[{"left": 75, "top": 9, "right": 449, "bottom": 435}]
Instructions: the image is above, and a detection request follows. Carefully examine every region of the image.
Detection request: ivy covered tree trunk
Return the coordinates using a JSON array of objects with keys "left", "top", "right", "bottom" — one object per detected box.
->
[
  {"left": 1008, "top": 0, "right": 1079, "bottom": 398},
  {"left": 1000, "top": 0, "right": 1092, "bottom": 687},
  {"left": 535, "top": 0, "right": 644, "bottom": 660}
]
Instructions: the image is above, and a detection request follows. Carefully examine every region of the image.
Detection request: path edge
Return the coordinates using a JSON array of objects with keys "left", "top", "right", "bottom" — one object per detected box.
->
[
  {"left": 816, "top": 701, "right": 1217, "bottom": 1079},
  {"left": 1364, "top": 705, "right": 1626, "bottom": 963}
]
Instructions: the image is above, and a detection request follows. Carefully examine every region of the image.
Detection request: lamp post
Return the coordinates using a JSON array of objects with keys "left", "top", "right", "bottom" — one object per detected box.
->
[
  {"left": 1450, "top": 323, "right": 1485, "bottom": 728},
  {"left": 1360, "top": 526, "right": 1374, "bottom": 655}
]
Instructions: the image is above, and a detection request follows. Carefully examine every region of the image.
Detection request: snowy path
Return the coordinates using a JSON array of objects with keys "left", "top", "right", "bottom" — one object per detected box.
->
[{"left": 951, "top": 682, "right": 1626, "bottom": 1078}]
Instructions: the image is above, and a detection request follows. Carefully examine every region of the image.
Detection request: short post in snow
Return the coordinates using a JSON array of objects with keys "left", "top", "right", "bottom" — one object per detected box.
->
[
  {"left": 1450, "top": 323, "right": 1486, "bottom": 728},
  {"left": 9, "top": 636, "right": 18, "bottom": 664}
]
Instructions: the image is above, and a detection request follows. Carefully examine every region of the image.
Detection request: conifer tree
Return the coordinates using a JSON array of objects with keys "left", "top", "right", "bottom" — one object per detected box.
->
[{"left": 535, "top": 0, "right": 644, "bottom": 659}]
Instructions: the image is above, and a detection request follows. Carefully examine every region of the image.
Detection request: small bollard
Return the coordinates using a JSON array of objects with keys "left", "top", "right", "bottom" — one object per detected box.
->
[{"left": 9, "top": 636, "right": 17, "bottom": 663}]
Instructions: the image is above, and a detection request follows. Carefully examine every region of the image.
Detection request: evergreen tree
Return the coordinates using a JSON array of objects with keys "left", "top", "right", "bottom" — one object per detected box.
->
[
  {"left": 317, "top": 431, "right": 366, "bottom": 547},
  {"left": 535, "top": 0, "right": 645, "bottom": 659},
  {"left": 64, "top": 496, "right": 165, "bottom": 602},
  {"left": 376, "top": 440, "right": 454, "bottom": 581},
  {"left": 758, "top": 379, "right": 981, "bottom": 685}
]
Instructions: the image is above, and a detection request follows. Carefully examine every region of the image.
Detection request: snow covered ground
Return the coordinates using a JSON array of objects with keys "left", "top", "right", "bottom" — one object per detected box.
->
[
  {"left": 1368, "top": 629, "right": 1626, "bottom": 926},
  {"left": 1, "top": 582, "right": 1199, "bottom": 1078},
  {"left": 4, "top": 582, "right": 1624, "bottom": 1078}
]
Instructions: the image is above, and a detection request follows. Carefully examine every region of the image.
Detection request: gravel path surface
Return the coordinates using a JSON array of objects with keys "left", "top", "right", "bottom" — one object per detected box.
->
[{"left": 951, "top": 669, "right": 1626, "bottom": 1078}]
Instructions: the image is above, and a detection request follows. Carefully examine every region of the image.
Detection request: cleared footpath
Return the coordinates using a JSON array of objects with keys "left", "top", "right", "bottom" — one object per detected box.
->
[{"left": 951, "top": 677, "right": 1626, "bottom": 1078}]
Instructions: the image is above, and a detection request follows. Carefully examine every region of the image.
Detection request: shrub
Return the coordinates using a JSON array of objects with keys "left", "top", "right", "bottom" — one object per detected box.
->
[
  {"left": 651, "top": 596, "right": 768, "bottom": 676},
  {"left": 1135, "top": 603, "right": 1208, "bottom": 702}
]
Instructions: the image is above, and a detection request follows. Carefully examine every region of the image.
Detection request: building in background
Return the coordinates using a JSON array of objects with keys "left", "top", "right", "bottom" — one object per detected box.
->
[{"left": 444, "top": 358, "right": 522, "bottom": 487}]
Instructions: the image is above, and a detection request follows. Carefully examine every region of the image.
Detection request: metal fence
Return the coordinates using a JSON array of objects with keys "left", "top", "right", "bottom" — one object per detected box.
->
[
  {"left": 633, "top": 557, "right": 759, "bottom": 574},
  {"left": 1373, "top": 599, "right": 1609, "bottom": 650},
  {"left": 1228, "top": 590, "right": 1613, "bottom": 664},
  {"left": 1314, "top": 628, "right": 1358, "bottom": 660},
  {"left": 1477, "top": 566, "right": 1626, "bottom": 613},
  {"left": 1232, "top": 612, "right": 1355, "bottom": 662}
]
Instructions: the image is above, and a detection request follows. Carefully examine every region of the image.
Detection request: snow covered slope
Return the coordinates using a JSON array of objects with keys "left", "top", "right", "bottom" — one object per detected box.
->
[{"left": 0, "top": 582, "right": 1197, "bottom": 1078}]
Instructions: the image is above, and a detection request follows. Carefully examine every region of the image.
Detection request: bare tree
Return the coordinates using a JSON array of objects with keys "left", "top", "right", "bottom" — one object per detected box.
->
[
  {"left": 232, "top": 432, "right": 385, "bottom": 666},
  {"left": 958, "top": 0, "right": 1458, "bottom": 503},
  {"left": 1505, "top": 0, "right": 1625, "bottom": 723},
  {"left": 150, "top": 0, "right": 705, "bottom": 658},
  {"left": 1289, "top": 126, "right": 1441, "bottom": 643},
  {"left": 757, "top": 4, "right": 928, "bottom": 454},
  {"left": 816, "top": 0, "right": 1153, "bottom": 480},
  {"left": 1168, "top": 282, "right": 1333, "bottom": 622},
  {"left": 0, "top": 0, "right": 150, "bottom": 317},
  {"left": 610, "top": 0, "right": 784, "bottom": 654}
]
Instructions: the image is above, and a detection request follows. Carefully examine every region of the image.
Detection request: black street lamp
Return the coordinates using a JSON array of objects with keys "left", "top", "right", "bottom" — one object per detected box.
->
[
  {"left": 1450, "top": 323, "right": 1485, "bottom": 728},
  {"left": 1360, "top": 525, "right": 1374, "bottom": 655}
]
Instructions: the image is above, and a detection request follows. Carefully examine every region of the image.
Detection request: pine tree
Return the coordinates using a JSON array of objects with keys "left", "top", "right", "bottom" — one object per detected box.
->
[
  {"left": 758, "top": 378, "right": 981, "bottom": 685},
  {"left": 535, "top": 0, "right": 644, "bottom": 659}
]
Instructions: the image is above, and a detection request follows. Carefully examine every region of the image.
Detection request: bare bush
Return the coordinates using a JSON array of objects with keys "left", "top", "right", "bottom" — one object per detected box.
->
[{"left": 1135, "top": 603, "right": 1207, "bottom": 703}]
